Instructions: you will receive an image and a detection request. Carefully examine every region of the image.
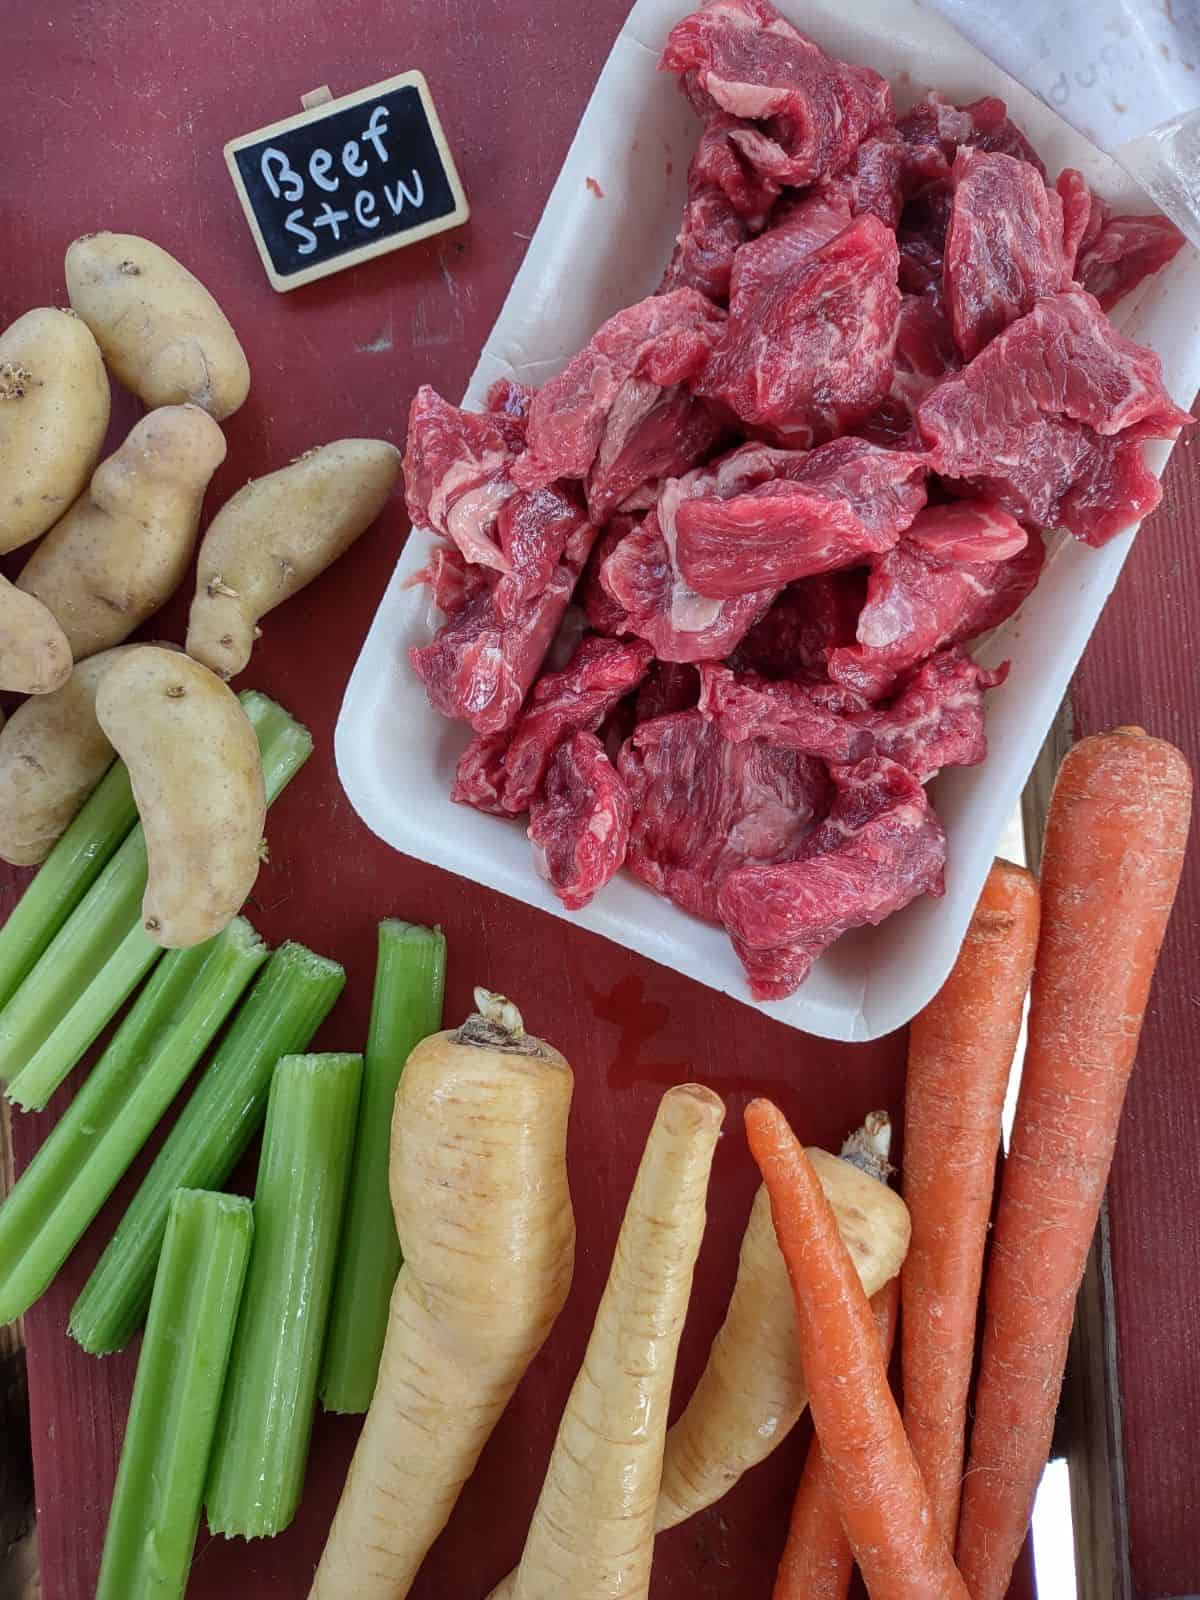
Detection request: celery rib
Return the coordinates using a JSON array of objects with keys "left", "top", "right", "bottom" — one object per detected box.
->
[
  {"left": 95, "top": 1189, "right": 253, "bottom": 1600},
  {"left": 0, "top": 690, "right": 312, "bottom": 1110},
  {"left": 320, "top": 920, "right": 446, "bottom": 1413},
  {"left": 0, "top": 760, "right": 137, "bottom": 1013},
  {"left": 70, "top": 942, "right": 345, "bottom": 1355},
  {"left": 0, "top": 919, "right": 267, "bottom": 1326},
  {"left": 205, "top": 1053, "right": 362, "bottom": 1538}
]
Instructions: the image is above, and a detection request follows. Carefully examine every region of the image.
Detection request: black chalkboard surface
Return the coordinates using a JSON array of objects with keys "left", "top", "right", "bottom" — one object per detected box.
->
[{"left": 224, "top": 72, "right": 469, "bottom": 291}]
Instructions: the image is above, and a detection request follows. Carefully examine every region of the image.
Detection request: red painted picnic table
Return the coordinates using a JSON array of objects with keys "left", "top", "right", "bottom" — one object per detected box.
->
[{"left": 2, "top": 2, "right": 1196, "bottom": 1597}]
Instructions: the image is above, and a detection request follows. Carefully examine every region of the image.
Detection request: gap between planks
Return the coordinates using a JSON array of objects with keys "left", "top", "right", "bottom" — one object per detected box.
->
[{"left": 1023, "top": 694, "right": 1131, "bottom": 1600}]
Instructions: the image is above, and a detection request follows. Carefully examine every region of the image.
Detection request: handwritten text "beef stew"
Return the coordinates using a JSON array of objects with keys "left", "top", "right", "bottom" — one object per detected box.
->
[{"left": 225, "top": 75, "right": 468, "bottom": 289}]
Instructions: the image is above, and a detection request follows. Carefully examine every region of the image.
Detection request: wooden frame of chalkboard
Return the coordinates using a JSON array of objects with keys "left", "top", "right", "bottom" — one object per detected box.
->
[{"left": 224, "top": 71, "right": 470, "bottom": 292}]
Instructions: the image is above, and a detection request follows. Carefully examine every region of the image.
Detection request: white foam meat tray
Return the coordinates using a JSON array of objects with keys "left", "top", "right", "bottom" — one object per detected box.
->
[{"left": 336, "top": 0, "right": 1200, "bottom": 1041}]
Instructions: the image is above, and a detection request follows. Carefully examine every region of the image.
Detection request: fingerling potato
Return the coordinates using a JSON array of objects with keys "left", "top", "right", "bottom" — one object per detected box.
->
[
  {"left": 0, "top": 307, "right": 110, "bottom": 553},
  {"left": 96, "top": 647, "right": 265, "bottom": 948},
  {"left": 66, "top": 232, "right": 250, "bottom": 420},
  {"left": 18, "top": 405, "right": 226, "bottom": 659},
  {"left": 0, "top": 576, "right": 72, "bottom": 696},
  {"left": 0, "top": 645, "right": 147, "bottom": 865},
  {"left": 185, "top": 439, "right": 401, "bottom": 678}
]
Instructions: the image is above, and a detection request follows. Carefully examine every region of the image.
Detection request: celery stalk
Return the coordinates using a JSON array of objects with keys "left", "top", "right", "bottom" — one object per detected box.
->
[
  {"left": 70, "top": 943, "right": 345, "bottom": 1355},
  {"left": 205, "top": 1053, "right": 362, "bottom": 1538},
  {"left": 0, "top": 919, "right": 267, "bottom": 1325},
  {"left": 95, "top": 1189, "right": 252, "bottom": 1600},
  {"left": 0, "top": 691, "right": 312, "bottom": 1109},
  {"left": 0, "top": 760, "right": 137, "bottom": 1012},
  {"left": 319, "top": 921, "right": 445, "bottom": 1413}
]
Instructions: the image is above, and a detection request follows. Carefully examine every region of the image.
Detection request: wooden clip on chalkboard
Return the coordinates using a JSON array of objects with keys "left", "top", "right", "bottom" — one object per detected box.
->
[{"left": 224, "top": 71, "right": 469, "bottom": 292}]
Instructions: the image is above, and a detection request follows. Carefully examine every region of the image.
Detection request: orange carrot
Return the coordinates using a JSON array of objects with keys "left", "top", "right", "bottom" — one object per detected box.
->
[
  {"left": 901, "top": 859, "right": 1040, "bottom": 1545},
  {"left": 773, "top": 1276, "right": 900, "bottom": 1600},
  {"left": 745, "top": 1099, "right": 970, "bottom": 1600},
  {"left": 957, "top": 727, "right": 1192, "bottom": 1600}
]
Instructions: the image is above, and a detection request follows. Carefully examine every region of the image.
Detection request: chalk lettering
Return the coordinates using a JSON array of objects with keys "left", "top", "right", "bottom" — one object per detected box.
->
[
  {"left": 262, "top": 147, "right": 304, "bottom": 202},
  {"left": 285, "top": 209, "right": 318, "bottom": 254},
  {"left": 354, "top": 190, "right": 380, "bottom": 228},
  {"left": 312, "top": 201, "right": 351, "bottom": 241},
  {"left": 383, "top": 170, "right": 425, "bottom": 215},
  {"left": 342, "top": 139, "right": 368, "bottom": 178},
  {"left": 310, "top": 148, "right": 338, "bottom": 193},
  {"left": 362, "top": 104, "right": 390, "bottom": 163}
]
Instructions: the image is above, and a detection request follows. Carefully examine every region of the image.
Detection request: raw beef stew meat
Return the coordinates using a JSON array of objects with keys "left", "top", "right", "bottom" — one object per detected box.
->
[
  {"left": 673, "top": 435, "right": 927, "bottom": 596},
  {"left": 717, "top": 754, "right": 947, "bottom": 998},
  {"left": 403, "top": 0, "right": 1188, "bottom": 999},
  {"left": 618, "top": 709, "right": 830, "bottom": 923},
  {"left": 943, "top": 148, "right": 1069, "bottom": 361},
  {"left": 698, "top": 212, "right": 901, "bottom": 445},
  {"left": 529, "top": 732, "right": 633, "bottom": 910}
]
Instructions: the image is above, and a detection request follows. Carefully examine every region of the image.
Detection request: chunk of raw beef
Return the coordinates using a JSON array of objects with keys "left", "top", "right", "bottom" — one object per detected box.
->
[
  {"left": 636, "top": 660, "right": 701, "bottom": 721},
  {"left": 674, "top": 436, "right": 927, "bottom": 595},
  {"left": 856, "top": 648, "right": 1008, "bottom": 781},
  {"left": 1076, "top": 211, "right": 1186, "bottom": 312},
  {"left": 1056, "top": 168, "right": 1095, "bottom": 274},
  {"left": 944, "top": 149, "right": 1069, "bottom": 360},
  {"left": 601, "top": 504, "right": 775, "bottom": 661},
  {"left": 717, "top": 754, "right": 946, "bottom": 997},
  {"left": 918, "top": 288, "right": 1191, "bottom": 542},
  {"left": 698, "top": 662, "right": 873, "bottom": 762},
  {"left": 403, "top": 386, "right": 524, "bottom": 571},
  {"left": 731, "top": 570, "right": 866, "bottom": 677},
  {"left": 661, "top": 183, "right": 751, "bottom": 301},
  {"left": 498, "top": 635, "right": 654, "bottom": 813},
  {"left": 451, "top": 731, "right": 510, "bottom": 814},
  {"left": 513, "top": 290, "right": 726, "bottom": 505},
  {"left": 699, "top": 213, "right": 901, "bottom": 445},
  {"left": 729, "top": 190, "right": 852, "bottom": 306},
  {"left": 827, "top": 512, "right": 1043, "bottom": 699},
  {"left": 660, "top": 0, "right": 892, "bottom": 188},
  {"left": 897, "top": 92, "right": 1045, "bottom": 176},
  {"left": 601, "top": 444, "right": 813, "bottom": 660},
  {"left": 897, "top": 182, "right": 953, "bottom": 297},
  {"left": 584, "top": 383, "right": 726, "bottom": 523},
  {"left": 410, "top": 562, "right": 581, "bottom": 735},
  {"left": 830, "top": 128, "right": 950, "bottom": 232},
  {"left": 619, "top": 708, "right": 830, "bottom": 922},
  {"left": 863, "top": 292, "right": 960, "bottom": 445},
  {"left": 494, "top": 481, "right": 592, "bottom": 619},
  {"left": 410, "top": 542, "right": 494, "bottom": 620},
  {"left": 486, "top": 378, "right": 536, "bottom": 423},
  {"left": 529, "top": 733, "right": 633, "bottom": 910},
  {"left": 580, "top": 518, "right": 636, "bottom": 636}
]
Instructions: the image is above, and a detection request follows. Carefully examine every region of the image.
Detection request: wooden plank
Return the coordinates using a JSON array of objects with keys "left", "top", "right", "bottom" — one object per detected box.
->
[
  {"left": 1068, "top": 420, "right": 1200, "bottom": 1600},
  {"left": 0, "top": 1101, "right": 39, "bottom": 1600}
]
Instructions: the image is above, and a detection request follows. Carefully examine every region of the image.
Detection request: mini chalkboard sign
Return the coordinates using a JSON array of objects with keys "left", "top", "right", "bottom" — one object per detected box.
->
[{"left": 224, "top": 72, "right": 469, "bottom": 292}]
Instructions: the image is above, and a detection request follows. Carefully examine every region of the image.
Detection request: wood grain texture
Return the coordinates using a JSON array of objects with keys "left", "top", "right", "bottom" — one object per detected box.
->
[{"left": 1071, "top": 421, "right": 1200, "bottom": 1600}]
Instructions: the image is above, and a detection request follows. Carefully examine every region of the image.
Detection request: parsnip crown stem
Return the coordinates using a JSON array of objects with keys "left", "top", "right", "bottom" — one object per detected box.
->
[
  {"left": 457, "top": 989, "right": 535, "bottom": 1053},
  {"left": 839, "top": 1111, "right": 894, "bottom": 1183}
]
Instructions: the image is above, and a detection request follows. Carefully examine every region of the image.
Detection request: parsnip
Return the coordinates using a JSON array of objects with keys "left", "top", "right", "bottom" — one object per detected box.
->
[
  {"left": 309, "top": 991, "right": 575, "bottom": 1600},
  {"left": 186, "top": 439, "right": 401, "bottom": 678},
  {"left": 495, "top": 1083, "right": 725, "bottom": 1600},
  {"left": 655, "top": 1113, "right": 911, "bottom": 1530},
  {"left": 0, "top": 307, "right": 110, "bottom": 553},
  {"left": 18, "top": 405, "right": 226, "bottom": 660},
  {"left": 0, "top": 575, "right": 72, "bottom": 695}
]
